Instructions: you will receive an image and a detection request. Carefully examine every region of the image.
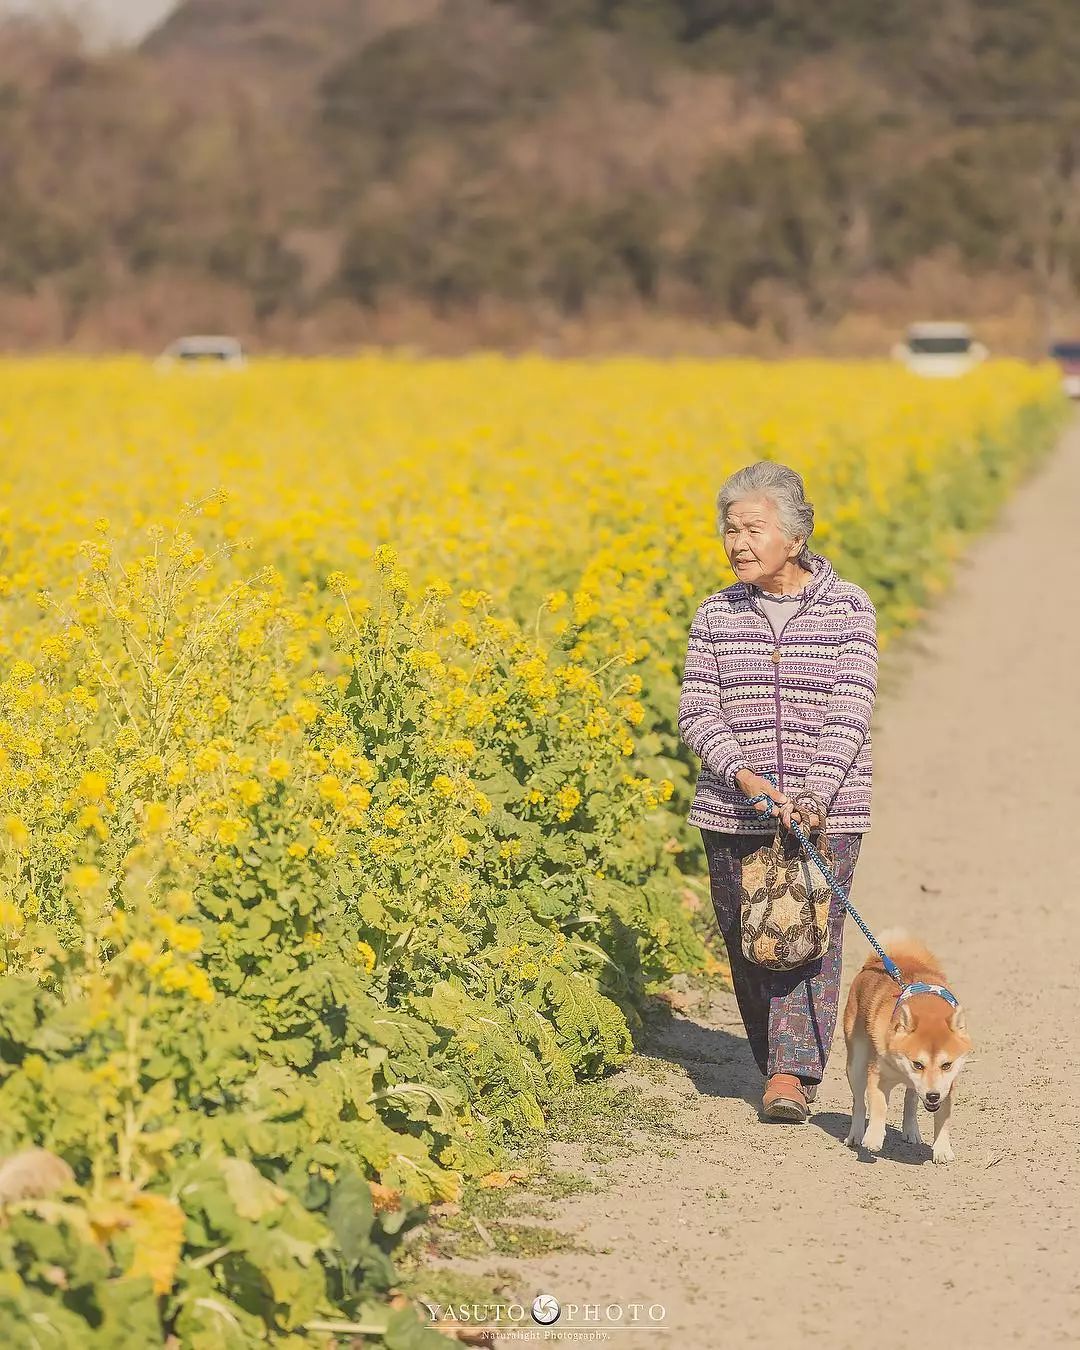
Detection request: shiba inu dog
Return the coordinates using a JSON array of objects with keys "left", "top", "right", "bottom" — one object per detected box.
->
[{"left": 842, "top": 930, "right": 973, "bottom": 1163}]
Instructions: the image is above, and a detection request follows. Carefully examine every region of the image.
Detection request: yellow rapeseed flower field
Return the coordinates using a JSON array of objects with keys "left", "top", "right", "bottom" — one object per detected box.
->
[
  {"left": 0, "top": 356, "right": 1062, "bottom": 1342},
  {"left": 0, "top": 355, "right": 1059, "bottom": 610},
  {"left": 0, "top": 356, "right": 1060, "bottom": 734}
]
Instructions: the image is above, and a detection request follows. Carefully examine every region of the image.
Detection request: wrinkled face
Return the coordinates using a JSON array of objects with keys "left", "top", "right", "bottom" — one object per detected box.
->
[
  {"left": 888, "top": 1003, "right": 973, "bottom": 1112},
  {"left": 722, "top": 496, "right": 802, "bottom": 585}
]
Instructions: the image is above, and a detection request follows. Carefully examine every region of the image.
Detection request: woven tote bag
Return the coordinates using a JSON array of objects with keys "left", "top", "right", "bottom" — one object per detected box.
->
[{"left": 738, "top": 791, "right": 834, "bottom": 971}]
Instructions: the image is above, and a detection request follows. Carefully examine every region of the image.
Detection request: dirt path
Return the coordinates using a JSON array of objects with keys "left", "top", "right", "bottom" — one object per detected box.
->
[{"left": 480, "top": 420, "right": 1080, "bottom": 1348}]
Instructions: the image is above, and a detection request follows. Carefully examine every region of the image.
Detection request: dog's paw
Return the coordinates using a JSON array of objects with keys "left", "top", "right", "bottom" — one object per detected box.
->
[
  {"left": 844, "top": 1125, "right": 862, "bottom": 1148},
  {"left": 860, "top": 1126, "right": 885, "bottom": 1153},
  {"left": 901, "top": 1125, "right": 922, "bottom": 1145},
  {"left": 932, "top": 1141, "right": 955, "bottom": 1165}
]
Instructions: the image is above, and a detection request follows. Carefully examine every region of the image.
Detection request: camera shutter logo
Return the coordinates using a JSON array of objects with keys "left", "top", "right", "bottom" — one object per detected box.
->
[{"left": 531, "top": 1294, "right": 561, "bottom": 1324}]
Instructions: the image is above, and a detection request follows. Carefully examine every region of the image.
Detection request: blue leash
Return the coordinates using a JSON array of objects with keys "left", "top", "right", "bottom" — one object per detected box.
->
[{"left": 745, "top": 774, "right": 959, "bottom": 1012}]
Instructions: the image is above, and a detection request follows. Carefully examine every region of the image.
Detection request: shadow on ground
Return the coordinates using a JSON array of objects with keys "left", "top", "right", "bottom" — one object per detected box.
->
[
  {"left": 811, "top": 1111, "right": 934, "bottom": 1165},
  {"left": 638, "top": 1005, "right": 936, "bottom": 1165},
  {"left": 638, "top": 1006, "right": 763, "bottom": 1111}
]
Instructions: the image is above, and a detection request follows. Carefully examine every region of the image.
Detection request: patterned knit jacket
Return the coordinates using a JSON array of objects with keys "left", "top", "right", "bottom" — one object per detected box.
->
[{"left": 678, "top": 549, "right": 878, "bottom": 835}]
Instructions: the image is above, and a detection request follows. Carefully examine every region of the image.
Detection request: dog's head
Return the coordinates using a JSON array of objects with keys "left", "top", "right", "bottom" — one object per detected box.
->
[{"left": 886, "top": 998, "right": 973, "bottom": 1112}]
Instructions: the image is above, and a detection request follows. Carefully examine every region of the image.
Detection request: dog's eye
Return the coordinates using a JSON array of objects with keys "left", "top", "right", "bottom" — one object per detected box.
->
[
  {"left": 941, "top": 1062, "right": 952, "bottom": 1071},
  {"left": 912, "top": 1061, "right": 925, "bottom": 1071}
]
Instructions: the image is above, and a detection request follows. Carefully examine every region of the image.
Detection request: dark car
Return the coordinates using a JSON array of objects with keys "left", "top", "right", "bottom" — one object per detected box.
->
[{"left": 1049, "top": 341, "right": 1080, "bottom": 398}]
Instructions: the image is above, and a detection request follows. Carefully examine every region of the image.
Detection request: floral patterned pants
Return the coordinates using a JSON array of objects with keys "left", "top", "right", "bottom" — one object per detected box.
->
[{"left": 699, "top": 828, "right": 864, "bottom": 1085}]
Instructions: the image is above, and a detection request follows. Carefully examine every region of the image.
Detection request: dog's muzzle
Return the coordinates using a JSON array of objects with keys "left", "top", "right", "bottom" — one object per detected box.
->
[{"left": 924, "top": 1092, "right": 942, "bottom": 1112}]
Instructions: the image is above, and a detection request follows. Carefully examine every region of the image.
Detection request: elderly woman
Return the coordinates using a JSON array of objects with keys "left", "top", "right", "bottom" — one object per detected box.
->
[{"left": 678, "top": 461, "right": 878, "bottom": 1123}]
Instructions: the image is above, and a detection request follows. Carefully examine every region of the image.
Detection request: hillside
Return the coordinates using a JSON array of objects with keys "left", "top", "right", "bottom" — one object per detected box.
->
[{"left": 2, "top": 0, "right": 1080, "bottom": 352}]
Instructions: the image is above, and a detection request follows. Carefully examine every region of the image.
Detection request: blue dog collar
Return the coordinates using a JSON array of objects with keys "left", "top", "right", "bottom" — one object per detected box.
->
[{"left": 893, "top": 980, "right": 959, "bottom": 1012}]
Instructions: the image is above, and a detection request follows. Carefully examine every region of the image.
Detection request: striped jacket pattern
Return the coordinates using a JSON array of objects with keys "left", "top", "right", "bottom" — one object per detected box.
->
[{"left": 678, "top": 550, "right": 878, "bottom": 835}]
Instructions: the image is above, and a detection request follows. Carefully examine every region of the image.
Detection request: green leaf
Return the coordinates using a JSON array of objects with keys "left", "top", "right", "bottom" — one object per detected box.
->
[
  {"left": 383, "top": 1301, "right": 455, "bottom": 1350},
  {"left": 221, "top": 1157, "right": 287, "bottom": 1222},
  {"left": 326, "top": 1168, "right": 375, "bottom": 1265}
]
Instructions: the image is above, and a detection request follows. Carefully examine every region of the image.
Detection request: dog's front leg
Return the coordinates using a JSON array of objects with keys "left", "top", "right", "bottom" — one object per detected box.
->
[
  {"left": 931, "top": 1094, "right": 954, "bottom": 1164},
  {"left": 844, "top": 1035, "right": 870, "bottom": 1147},
  {"left": 901, "top": 1089, "right": 922, "bottom": 1145},
  {"left": 861, "top": 1066, "right": 890, "bottom": 1153}
]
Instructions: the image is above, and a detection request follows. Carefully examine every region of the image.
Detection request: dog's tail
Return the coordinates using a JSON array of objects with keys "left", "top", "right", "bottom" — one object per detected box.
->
[{"left": 858, "top": 926, "right": 941, "bottom": 979}]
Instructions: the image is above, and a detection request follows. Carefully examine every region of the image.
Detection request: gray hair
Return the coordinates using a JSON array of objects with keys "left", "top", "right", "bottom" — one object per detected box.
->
[{"left": 716, "top": 461, "right": 815, "bottom": 565}]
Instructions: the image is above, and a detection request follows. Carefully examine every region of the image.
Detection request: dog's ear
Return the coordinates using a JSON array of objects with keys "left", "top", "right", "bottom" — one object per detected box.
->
[
  {"left": 949, "top": 1004, "right": 966, "bottom": 1032},
  {"left": 891, "top": 1001, "right": 916, "bottom": 1033}
]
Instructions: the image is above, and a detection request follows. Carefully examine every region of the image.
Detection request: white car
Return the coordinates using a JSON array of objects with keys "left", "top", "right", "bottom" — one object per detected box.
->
[
  {"left": 891, "top": 323, "right": 987, "bottom": 377},
  {"left": 155, "top": 335, "right": 246, "bottom": 370}
]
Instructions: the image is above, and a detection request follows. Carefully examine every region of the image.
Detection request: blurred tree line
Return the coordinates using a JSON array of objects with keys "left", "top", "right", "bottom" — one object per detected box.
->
[{"left": 3, "top": 0, "right": 1080, "bottom": 345}]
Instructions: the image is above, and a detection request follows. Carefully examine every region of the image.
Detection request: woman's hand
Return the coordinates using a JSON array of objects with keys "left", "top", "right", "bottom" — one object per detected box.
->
[
  {"left": 778, "top": 801, "right": 821, "bottom": 832},
  {"left": 734, "top": 771, "right": 821, "bottom": 831},
  {"left": 733, "top": 769, "right": 789, "bottom": 819}
]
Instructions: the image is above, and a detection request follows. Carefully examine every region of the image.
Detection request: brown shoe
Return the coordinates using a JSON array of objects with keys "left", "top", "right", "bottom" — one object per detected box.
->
[{"left": 762, "top": 1073, "right": 809, "bottom": 1123}]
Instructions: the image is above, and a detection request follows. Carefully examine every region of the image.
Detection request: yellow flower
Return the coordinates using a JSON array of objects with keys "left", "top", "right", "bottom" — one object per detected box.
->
[
  {"left": 267, "top": 757, "right": 291, "bottom": 781},
  {"left": 78, "top": 771, "right": 108, "bottom": 802},
  {"left": 69, "top": 864, "right": 101, "bottom": 891},
  {"left": 293, "top": 699, "right": 320, "bottom": 726},
  {"left": 381, "top": 804, "right": 406, "bottom": 831},
  {"left": 554, "top": 785, "right": 581, "bottom": 821},
  {"left": 141, "top": 802, "right": 171, "bottom": 835},
  {"left": 102, "top": 909, "right": 127, "bottom": 940},
  {"left": 234, "top": 778, "right": 264, "bottom": 806},
  {"left": 216, "top": 818, "right": 246, "bottom": 845},
  {"left": 159, "top": 964, "right": 191, "bottom": 993},
  {"left": 114, "top": 729, "right": 140, "bottom": 761},
  {"left": 354, "top": 940, "right": 376, "bottom": 972},
  {"left": 168, "top": 889, "right": 194, "bottom": 915},
  {"left": 194, "top": 746, "right": 221, "bottom": 773},
  {"left": 620, "top": 699, "right": 644, "bottom": 726},
  {"left": 371, "top": 544, "right": 398, "bottom": 574},
  {"left": 171, "top": 924, "right": 203, "bottom": 953},
  {"left": 0, "top": 900, "right": 24, "bottom": 930},
  {"left": 450, "top": 619, "right": 475, "bottom": 645},
  {"left": 287, "top": 842, "right": 309, "bottom": 859},
  {"left": 187, "top": 968, "right": 215, "bottom": 1003},
  {"left": 4, "top": 816, "right": 29, "bottom": 851}
]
